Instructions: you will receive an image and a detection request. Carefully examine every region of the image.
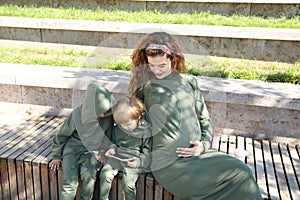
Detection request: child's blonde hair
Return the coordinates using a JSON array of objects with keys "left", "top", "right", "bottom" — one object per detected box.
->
[{"left": 112, "top": 96, "right": 145, "bottom": 125}]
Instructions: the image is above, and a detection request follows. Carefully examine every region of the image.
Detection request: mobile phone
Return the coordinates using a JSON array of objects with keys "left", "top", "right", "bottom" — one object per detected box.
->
[{"left": 110, "top": 155, "right": 132, "bottom": 162}]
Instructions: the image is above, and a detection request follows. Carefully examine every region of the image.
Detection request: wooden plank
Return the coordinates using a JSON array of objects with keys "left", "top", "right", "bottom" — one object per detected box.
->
[
  {"left": 75, "top": 179, "right": 82, "bottom": 200},
  {"left": 0, "top": 116, "right": 51, "bottom": 158},
  {"left": 0, "top": 165, "right": 2, "bottom": 200},
  {"left": 271, "top": 141, "right": 291, "bottom": 200},
  {"left": 219, "top": 134, "right": 229, "bottom": 154},
  {"left": 228, "top": 135, "right": 237, "bottom": 157},
  {"left": 253, "top": 139, "right": 268, "bottom": 199},
  {"left": 236, "top": 136, "right": 247, "bottom": 163},
  {"left": 57, "top": 170, "right": 64, "bottom": 200},
  {"left": 25, "top": 117, "right": 64, "bottom": 200},
  {"left": 262, "top": 140, "right": 280, "bottom": 200},
  {"left": 110, "top": 176, "right": 117, "bottom": 200},
  {"left": 0, "top": 117, "right": 48, "bottom": 157},
  {"left": 13, "top": 117, "right": 58, "bottom": 200},
  {"left": 163, "top": 188, "right": 173, "bottom": 200},
  {"left": 50, "top": 169, "right": 59, "bottom": 200},
  {"left": 15, "top": 160, "right": 26, "bottom": 200},
  {"left": 32, "top": 162, "right": 42, "bottom": 200},
  {"left": 211, "top": 134, "right": 221, "bottom": 150},
  {"left": 145, "top": 174, "right": 154, "bottom": 200},
  {"left": 7, "top": 159, "right": 18, "bottom": 200},
  {"left": 279, "top": 143, "right": 300, "bottom": 200},
  {"left": 288, "top": 145, "right": 300, "bottom": 188},
  {"left": 40, "top": 161, "right": 50, "bottom": 200},
  {"left": 236, "top": 136, "right": 245, "bottom": 151},
  {"left": 117, "top": 174, "right": 124, "bottom": 200},
  {"left": 154, "top": 179, "right": 163, "bottom": 200},
  {"left": 7, "top": 116, "right": 56, "bottom": 160},
  {"left": 245, "top": 137, "right": 256, "bottom": 180},
  {"left": 41, "top": 150, "right": 59, "bottom": 200},
  {"left": 31, "top": 139, "right": 53, "bottom": 200},
  {"left": 24, "top": 161, "right": 34, "bottom": 200},
  {"left": 22, "top": 117, "right": 63, "bottom": 161},
  {"left": 92, "top": 171, "right": 100, "bottom": 199},
  {"left": 0, "top": 159, "right": 10, "bottom": 199},
  {"left": 136, "top": 173, "right": 146, "bottom": 199},
  {"left": 0, "top": 116, "right": 40, "bottom": 139}
]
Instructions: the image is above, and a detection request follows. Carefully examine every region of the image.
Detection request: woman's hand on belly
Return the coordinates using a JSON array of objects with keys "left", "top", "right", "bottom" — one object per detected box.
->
[{"left": 176, "top": 141, "right": 204, "bottom": 157}]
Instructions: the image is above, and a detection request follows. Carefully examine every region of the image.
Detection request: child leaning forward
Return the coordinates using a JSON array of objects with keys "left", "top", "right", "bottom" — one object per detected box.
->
[{"left": 99, "top": 96, "right": 152, "bottom": 200}]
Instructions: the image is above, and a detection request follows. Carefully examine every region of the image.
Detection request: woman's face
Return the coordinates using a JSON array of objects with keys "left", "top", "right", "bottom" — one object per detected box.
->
[
  {"left": 118, "top": 119, "right": 138, "bottom": 132},
  {"left": 147, "top": 54, "right": 172, "bottom": 79}
]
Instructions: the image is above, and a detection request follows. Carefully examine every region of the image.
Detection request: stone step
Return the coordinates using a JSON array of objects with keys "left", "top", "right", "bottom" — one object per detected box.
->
[
  {"left": 0, "top": 63, "right": 299, "bottom": 140},
  {"left": 1, "top": 17, "right": 299, "bottom": 63},
  {"left": 1, "top": 0, "right": 300, "bottom": 18}
]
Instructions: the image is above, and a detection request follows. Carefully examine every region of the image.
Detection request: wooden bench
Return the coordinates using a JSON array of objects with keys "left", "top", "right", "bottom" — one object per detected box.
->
[{"left": 0, "top": 116, "right": 299, "bottom": 200}]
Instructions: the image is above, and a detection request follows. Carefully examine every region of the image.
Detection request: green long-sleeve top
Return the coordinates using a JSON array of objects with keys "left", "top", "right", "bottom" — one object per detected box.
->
[
  {"left": 52, "top": 84, "right": 116, "bottom": 160},
  {"left": 51, "top": 109, "right": 114, "bottom": 160},
  {"left": 110, "top": 119, "right": 152, "bottom": 170},
  {"left": 136, "top": 72, "right": 212, "bottom": 170}
]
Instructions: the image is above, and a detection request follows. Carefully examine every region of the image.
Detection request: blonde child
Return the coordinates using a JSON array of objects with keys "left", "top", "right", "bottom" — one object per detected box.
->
[{"left": 99, "top": 96, "right": 151, "bottom": 200}]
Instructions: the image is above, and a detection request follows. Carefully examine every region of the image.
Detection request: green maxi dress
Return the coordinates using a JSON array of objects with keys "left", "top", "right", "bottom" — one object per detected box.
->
[{"left": 136, "top": 72, "right": 263, "bottom": 200}]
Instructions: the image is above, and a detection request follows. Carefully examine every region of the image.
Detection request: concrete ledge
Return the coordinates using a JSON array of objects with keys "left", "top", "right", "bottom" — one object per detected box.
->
[
  {"left": 0, "top": 63, "right": 299, "bottom": 141},
  {"left": 1, "top": 0, "right": 299, "bottom": 18},
  {"left": 0, "top": 17, "right": 299, "bottom": 63}
]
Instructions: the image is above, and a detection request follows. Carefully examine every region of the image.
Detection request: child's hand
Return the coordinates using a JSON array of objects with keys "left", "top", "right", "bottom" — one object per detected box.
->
[
  {"left": 126, "top": 157, "right": 140, "bottom": 168},
  {"left": 49, "top": 159, "right": 61, "bottom": 171},
  {"left": 105, "top": 149, "right": 115, "bottom": 158}
]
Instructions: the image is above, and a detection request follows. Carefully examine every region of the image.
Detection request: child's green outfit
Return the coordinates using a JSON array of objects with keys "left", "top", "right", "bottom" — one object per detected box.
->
[
  {"left": 99, "top": 119, "right": 151, "bottom": 200},
  {"left": 52, "top": 84, "right": 116, "bottom": 200}
]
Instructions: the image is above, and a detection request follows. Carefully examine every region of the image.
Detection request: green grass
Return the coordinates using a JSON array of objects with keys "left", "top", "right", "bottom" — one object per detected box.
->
[
  {"left": 1, "top": 46, "right": 299, "bottom": 84},
  {"left": 0, "top": 5, "right": 299, "bottom": 84},
  {"left": 0, "top": 5, "right": 299, "bottom": 28}
]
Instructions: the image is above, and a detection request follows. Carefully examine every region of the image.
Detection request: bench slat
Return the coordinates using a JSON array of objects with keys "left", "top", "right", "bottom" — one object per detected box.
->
[
  {"left": 228, "top": 135, "right": 236, "bottom": 157},
  {"left": 136, "top": 173, "right": 146, "bottom": 199},
  {"left": 145, "top": 174, "right": 154, "bottom": 199},
  {"left": 219, "top": 134, "right": 229, "bottom": 154},
  {"left": 24, "top": 161, "right": 34, "bottom": 200},
  {"left": 1, "top": 116, "right": 299, "bottom": 200},
  {"left": 288, "top": 145, "right": 300, "bottom": 188},
  {"left": 262, "top": 140, "right": 280, "bottom": 200},
  {"left": 15, "top": 160, "right": 26, "bottom": 200},
  {"left": 279, "top": 143, "right": 300, "bottom": 199},
  {"left": 211, "top": 134, "right": 221, "bottom": 150},
  {"left": 0, "top": 116, "right": 52, "bottom": 158},
  {"left": 163, "top": 188, "right": 173, "bottom": 200},
  {"left": 0, "top": 159, "right": 10, "bottom": 199},
  {"left": 254, "top": 139, "right": 268, "bottom": 199},
  {"left": 0, "top": 116, "right": 43, "bottom": 139},
  {"left": 271, "top": 142, "right": 291, "bottom": 200},
  {"left": 11, "top": 116, "right": 60, "bottom": 200},
  {"left": 117, "top": 174, "right": 124, "bottom": 199},
  {"left": 0, "top": 116, "right": 48, "bottom": 157},
  {"left": 245, "top": 137, "right": 256, "bottom": 180},
  {"left": 111, "top": 177, "right": 119, "bottom": 199},
  {"left": 154, "top": 179, "right": 163, "bottom": 200},
  {"left": 7, "top": 159, "right": 18, "bottom": 200},
  {"left": 12, "top": 116, "right": 56, "bottom": 160},
  {"left": 237, "top": 135, "right": 245, "bottom": 150}
]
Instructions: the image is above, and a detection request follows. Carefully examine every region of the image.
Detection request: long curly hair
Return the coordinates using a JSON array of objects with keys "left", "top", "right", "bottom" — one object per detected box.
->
[{"left": 128, "top": 32, "right": 187, "bottom": 95}]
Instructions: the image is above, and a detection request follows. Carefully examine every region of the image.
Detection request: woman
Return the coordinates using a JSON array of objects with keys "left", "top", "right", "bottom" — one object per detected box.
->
[{"left": 128, "top": 32, "right": 262, "bottom": 200}]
